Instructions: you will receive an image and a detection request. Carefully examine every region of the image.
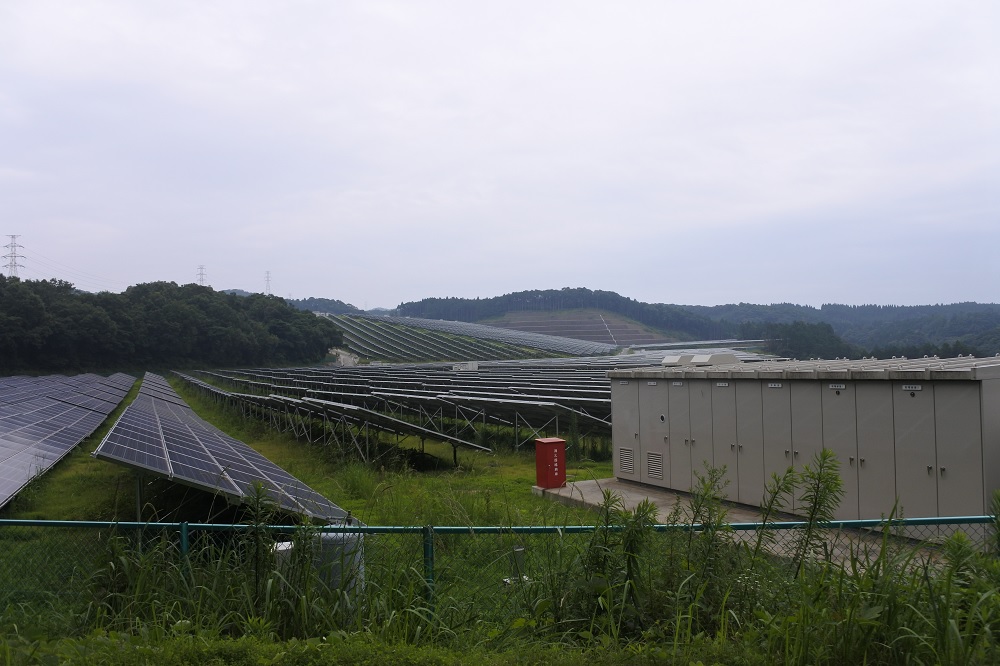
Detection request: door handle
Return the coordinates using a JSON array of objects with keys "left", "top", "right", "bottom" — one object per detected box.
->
[{"left": 849, "top": 456, "right": 855, "bottom": 466}]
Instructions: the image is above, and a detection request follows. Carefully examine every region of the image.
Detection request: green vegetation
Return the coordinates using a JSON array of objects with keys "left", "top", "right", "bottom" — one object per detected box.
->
[
  {"left": 0, "top": 278, "right": 342, "bottom": 373},
  {"left": 398, "top": 287, "right": 717, "bottom": 340},
  {"left": 288, "top": 295, "right": 361, "bottom": 315},
  {"left": 4, "top": 360, "right": 1000, "bottom": 663},
  {"left": 397, "top": 287, "right": 1000, "bottom": 356},
  {"left": 3, "top": 456, "right": 1000, "bottom": 664}
]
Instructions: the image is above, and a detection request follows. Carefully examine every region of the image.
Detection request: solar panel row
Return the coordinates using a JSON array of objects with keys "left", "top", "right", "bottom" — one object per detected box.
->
[
  {"left": 0, "top": 372, "right": 134, "bottom": 511},
  {"left": 182, "top": 348, "right": 762, "bottom": 455},
  {"left": 325, "top": 313, "right": 618, "bottom": 358},
  {"left": 196, "top": 350, "right": 743, "bottom": 427},
  {"left": 94, "top": 373, "right": 349, "bottom": 523}
]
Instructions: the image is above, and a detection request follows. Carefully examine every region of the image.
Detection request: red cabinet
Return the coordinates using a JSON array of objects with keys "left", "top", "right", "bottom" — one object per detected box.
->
[{"left": 534, "top": 437, "right": 566, "bottom": 489}]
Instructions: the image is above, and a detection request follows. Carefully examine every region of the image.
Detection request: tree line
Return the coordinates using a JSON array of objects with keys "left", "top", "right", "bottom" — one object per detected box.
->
[
  {"left": 392, "top": 288, "right": 1000, "bottom": 357},
  {"left": 0, "top": 277, "right": 343, "bottom": 373}
]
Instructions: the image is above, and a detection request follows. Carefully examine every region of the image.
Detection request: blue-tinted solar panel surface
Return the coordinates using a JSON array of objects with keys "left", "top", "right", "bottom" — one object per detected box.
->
[
  {"left": 93, "top": 373, "right": 346, "bottom": 522},
  {"left": 0, "top": 372, "right": 134, "bottom": 510}
]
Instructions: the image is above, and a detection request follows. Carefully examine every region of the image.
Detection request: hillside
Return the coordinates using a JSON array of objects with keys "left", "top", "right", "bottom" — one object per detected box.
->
[
  {"left": 396, "top": 288, "right": 721, "bottom": 339},
  {"left": 480, "top": 309, "right": 675, "bottom": 347},
  {"left": 396, "top": 288, "right": 1000, "bottom": 356}
]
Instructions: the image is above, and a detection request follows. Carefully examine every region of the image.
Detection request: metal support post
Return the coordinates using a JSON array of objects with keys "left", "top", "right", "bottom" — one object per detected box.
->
[{"left": 422, "top": 525, "right": 435, "bottom": 603}]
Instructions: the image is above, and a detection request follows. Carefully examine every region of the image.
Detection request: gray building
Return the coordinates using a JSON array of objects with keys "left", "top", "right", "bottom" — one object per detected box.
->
[{"left": 608, "top": 355, "right": 1000, "bottom": 520}]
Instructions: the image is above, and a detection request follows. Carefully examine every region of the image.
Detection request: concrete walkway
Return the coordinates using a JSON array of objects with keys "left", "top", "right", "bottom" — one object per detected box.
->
[{"left": 532, "top": 478, "right": 771, "bottom": 524}]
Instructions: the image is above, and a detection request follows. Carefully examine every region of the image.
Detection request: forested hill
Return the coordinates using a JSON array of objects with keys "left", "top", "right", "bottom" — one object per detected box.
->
[
  {"left": 689, "top": 302, "right": 1000, "bottom": 352},
  {"left": 396, "top": 288, "right": 1000, "bottom": 356},
  {"left": 0, "top": 278, "right": 342, "bottom": 373},
  {"left": 397, "top": 288, "right": 717, "bottom": 339},
  {"left": 287, "top": 296, "right": 359, "bottom": 315}
]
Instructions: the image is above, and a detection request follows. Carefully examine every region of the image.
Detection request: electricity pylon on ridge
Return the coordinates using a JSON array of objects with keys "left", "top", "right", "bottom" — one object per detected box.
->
[{"left": 4, "top": 235, "right": 24, "bottom": 278}]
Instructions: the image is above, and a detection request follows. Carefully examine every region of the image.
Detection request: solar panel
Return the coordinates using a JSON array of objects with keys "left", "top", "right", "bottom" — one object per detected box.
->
[
  {"left": 0, "top": 372, "right": 134, "bottom": 511},
  {"left": 94, "top": 373, "right": 348, "bottom": 523}
]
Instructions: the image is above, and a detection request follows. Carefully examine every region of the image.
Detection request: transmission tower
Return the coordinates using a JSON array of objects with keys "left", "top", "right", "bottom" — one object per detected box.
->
[
  {"left": 197, "top": 265, "right": 207, "bottom": 285},
  {"left": 265, "top": 270, "right": 271, "bottom": 295},
  {"left": 4, "top": 235, "right": 24, "bottom": 278}
]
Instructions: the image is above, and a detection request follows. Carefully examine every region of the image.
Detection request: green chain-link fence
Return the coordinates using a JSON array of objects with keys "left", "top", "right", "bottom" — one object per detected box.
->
[{"left": 3, "top": 515, "right": 997, "bottom": 664}]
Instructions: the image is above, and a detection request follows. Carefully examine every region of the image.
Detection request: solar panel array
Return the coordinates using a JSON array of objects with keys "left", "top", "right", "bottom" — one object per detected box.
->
[
  {"left": 94, "top": 373, "right": 348, "bottom": 523},
  {"left": 191, "top": 348, "right": 765, "bottom": 445},
  {"left": 0, "top": 372, "right": 134, "bottom": 511},
  {"left": 323, "top": 313, "right": 618, "bottom": 360}
]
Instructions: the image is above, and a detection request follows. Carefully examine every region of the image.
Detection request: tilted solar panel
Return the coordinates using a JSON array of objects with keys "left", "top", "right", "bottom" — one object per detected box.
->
[
  {"left": 94, "top": 373, "right": 348, "bottom": 523},
  {"left": 0, "top": 372, "right": 133, "bottom": 511}
]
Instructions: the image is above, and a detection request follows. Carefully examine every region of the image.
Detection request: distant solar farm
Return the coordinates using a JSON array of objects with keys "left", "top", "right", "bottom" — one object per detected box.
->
[{"left": 319, "top": 313, "right": 618, "bottom": 360}]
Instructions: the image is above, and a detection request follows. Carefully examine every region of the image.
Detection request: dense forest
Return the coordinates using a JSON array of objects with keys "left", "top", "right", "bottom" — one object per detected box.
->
[
  {"left": 287, "top": 296, "right": 359, "bottom": 315},
  {"left": 0, "top": 277, "right": 342, "bottom": 373},
  {"left": 687, "top": 301, "right": 1000, "bottom": 352},
  {"left": 394, "top": 288, "right": 1000, "bottom": 357}
]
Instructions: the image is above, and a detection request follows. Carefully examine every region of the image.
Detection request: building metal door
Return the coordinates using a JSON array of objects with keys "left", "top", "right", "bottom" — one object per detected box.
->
[
  {"left": 893, "top": 382, "right": 938, "bottom": 519},
  {"left": 611, "top": 379, "right": 641, "bottom": 482},
  {"left": 639, "top": 380, "right": 670, "bottom": 487},
  {"left": 735, "top": 381, "right": 765, "bottom": 506},
  {"left": 689, "top": 379, "right": 715, "bottom": 484},
  {"left": 668, "top": 380, "right": 692, "bottom": 491},
  {"left": 935, "top": 381, "right": 984, "bottom": 517},
  {"left": 822, "top": 381, "right": 859, "bottom": 520},
  {"left": 762, "top": 381, "right": 794, "bottom": 509},
  {"left": 856, "top": 382, "right": 896, "bottom": 519},
  {"left": 711, "top": 381, "right": 738, "bottom": 500}
]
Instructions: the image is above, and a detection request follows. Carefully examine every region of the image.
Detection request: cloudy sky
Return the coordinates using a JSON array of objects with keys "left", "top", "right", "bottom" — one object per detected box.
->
[{"left": 1, "top": 2, "right": 997, "bottom": 309}]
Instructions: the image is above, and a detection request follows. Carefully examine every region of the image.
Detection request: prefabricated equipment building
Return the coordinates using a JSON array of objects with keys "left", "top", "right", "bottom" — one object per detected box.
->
[{"left": 608, "top": 355, "right": 1000, "bottom": 520}]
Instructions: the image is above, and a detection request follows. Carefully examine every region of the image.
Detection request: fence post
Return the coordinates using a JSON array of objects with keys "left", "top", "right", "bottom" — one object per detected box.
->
[
  {"left": 179, "top": 521, "right": 189, "bottom": 558},
  {"left": 422, "top": 525, "right": 435, "bottom": 603}
]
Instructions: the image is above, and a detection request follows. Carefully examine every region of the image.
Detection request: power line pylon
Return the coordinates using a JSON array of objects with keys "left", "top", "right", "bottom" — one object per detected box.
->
[
  {"left": 265, "top": 270, "right": 271, "bottom": 295},
  {"left": 4, "top": 235, "right": 24, "bottom": 278},
  {"left": 197, "top": 265, "right": 207, "bottom": 286}
]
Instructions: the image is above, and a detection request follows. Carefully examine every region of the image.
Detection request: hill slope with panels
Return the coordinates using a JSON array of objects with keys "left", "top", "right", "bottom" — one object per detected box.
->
[
  {"left": 480, "top": 309, "right": 674, "bottom": 347},
  {"left": 94, "top": 373, "right": 348, "bottom": 523},
  {"left": 0, "top": 372, "right": 134, "bottom": 511},
  {"left": 321, "top": 313, "right": 616, "bottom": 361}
]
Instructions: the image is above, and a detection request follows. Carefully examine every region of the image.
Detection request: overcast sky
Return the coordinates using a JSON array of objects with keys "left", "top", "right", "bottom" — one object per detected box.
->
[{"left": 1, "top": 2, "right": 997, "bottom": 309}]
